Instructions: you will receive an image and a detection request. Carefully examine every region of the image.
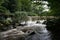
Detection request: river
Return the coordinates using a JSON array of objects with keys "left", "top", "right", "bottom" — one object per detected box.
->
[
  {"left": 0, "top": 20, "right": 52, "bottom": 40},
  {"left": 25, "top": 20, "right": 52, "bottom": 40}
]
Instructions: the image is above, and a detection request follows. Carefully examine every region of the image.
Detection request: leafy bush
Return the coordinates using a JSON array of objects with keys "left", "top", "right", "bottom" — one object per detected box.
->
[
  {"left": 0, "top": 6, "right": 10, "bottom": 15},
  {"left": 14, "top": 11, "right": 29, "bottom": 23},
  {"left": 0, "top": 6, "right": 12, "bottom": 31}
]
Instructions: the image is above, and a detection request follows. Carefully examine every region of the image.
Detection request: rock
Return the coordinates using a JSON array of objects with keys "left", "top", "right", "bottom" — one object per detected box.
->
[
  {"left": 0, "top": 29, "right": 26, "bottom": 40},
  {"left": 28, "top": 32, "right": 35, "bottom": 36}
]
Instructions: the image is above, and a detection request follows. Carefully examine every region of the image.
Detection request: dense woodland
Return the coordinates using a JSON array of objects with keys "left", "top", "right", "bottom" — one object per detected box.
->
[
  {"left": 0, "top": 0, "right": 60, "bottom": 28},
  {"left": 0, "top": 0, "right": 60, "bottom": 40}
]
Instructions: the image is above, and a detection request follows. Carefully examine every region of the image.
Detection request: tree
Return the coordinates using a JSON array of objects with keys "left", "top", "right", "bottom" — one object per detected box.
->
[
  {"left": 1, "top": 0, "right": 17, "bottom": 13},
  {"left": 0, "top": 0, "right": 4, "bottom": 5},
  {"left": 46, "top": 0, "right": 60, "bottom": 16},
  {"left": 17, "top": 0, "right": 31, "bottom": 12}
]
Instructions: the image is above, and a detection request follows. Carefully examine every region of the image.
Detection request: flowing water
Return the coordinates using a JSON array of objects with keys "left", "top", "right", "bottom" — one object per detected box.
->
[
  {"left": 25, "top": 20, "right": 52, "bottom": 40},
  {"left": 0, "top": 20, "right": 52, "bottom": 40}
]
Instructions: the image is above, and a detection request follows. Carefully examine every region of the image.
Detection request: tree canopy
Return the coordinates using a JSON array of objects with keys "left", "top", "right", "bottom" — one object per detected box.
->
[
  {"left": 46, "top": 0, "right": 60, "bottom": 16},
  {"left": 0, "top": 0, "right": 60, "bottom": 31}
]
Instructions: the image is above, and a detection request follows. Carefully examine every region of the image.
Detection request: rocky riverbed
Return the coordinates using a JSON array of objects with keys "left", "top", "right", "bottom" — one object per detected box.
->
[{"left": 0, "top": 20, "right": 51, "bottom": 40}]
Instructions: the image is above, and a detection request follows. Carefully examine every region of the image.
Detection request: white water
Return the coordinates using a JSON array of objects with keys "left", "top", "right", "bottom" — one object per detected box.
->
[
  {"left": 0, "top": 20, "right": 51, "bottom": 40},
  {"left": 25, "top": 20, "right": 51, "bottom": 40}
]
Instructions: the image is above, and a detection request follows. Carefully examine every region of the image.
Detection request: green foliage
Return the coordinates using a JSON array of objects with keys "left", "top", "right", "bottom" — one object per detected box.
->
[
  {"left": 14, "top": 11, "right": 28, "bottom": 23},
  {"left": 0, "top": 0, "right": 4, "bottom": 5},
  {"left": 4, "top": 18, "right": 12, "bottom": 25},
  {"left": 47, "top": 0, "right": 60, "bottom": 16},
  {"left": 1, "top": 0, "right": 32, "bottom": 12},
  {"left": 0, "top": 0, "right": 31, "bottom": 31},
  {"left": 0, "top": 6, "right": 10, "bottom": 14},
  {"left": 31, "top": 1, "right": 45, "bottom": 16},
  {"left": 1, "top": 0, "right": 17, "bottom": 13},
  {"left": 18, "top": 0, "right": 31, "bottom": 11}
]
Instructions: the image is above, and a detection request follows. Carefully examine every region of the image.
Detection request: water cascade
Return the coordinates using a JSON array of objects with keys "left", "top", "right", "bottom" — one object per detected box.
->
[
  {"left": 25, "top": 20, "right": 51, "bottom": 40},
  {"left": 0, "top": 20, "right": 52, "bottom": 40}
]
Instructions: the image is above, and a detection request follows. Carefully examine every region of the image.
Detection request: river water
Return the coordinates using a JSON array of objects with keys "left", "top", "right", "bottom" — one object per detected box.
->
[
  {"left": 25, "top": 20, "right": 52, "bottom": 40},
  {"left": 0, "top": 20, "right": 52, "bottom": 40}
]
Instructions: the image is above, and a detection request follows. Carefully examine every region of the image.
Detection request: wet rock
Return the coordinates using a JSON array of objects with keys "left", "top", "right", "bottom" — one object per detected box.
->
[
  {"left": 0, "top": 29, "right": 26, "bottom": 40},
  {"left": 28, "top": 32, "right": 35, "bottom": 36}
]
